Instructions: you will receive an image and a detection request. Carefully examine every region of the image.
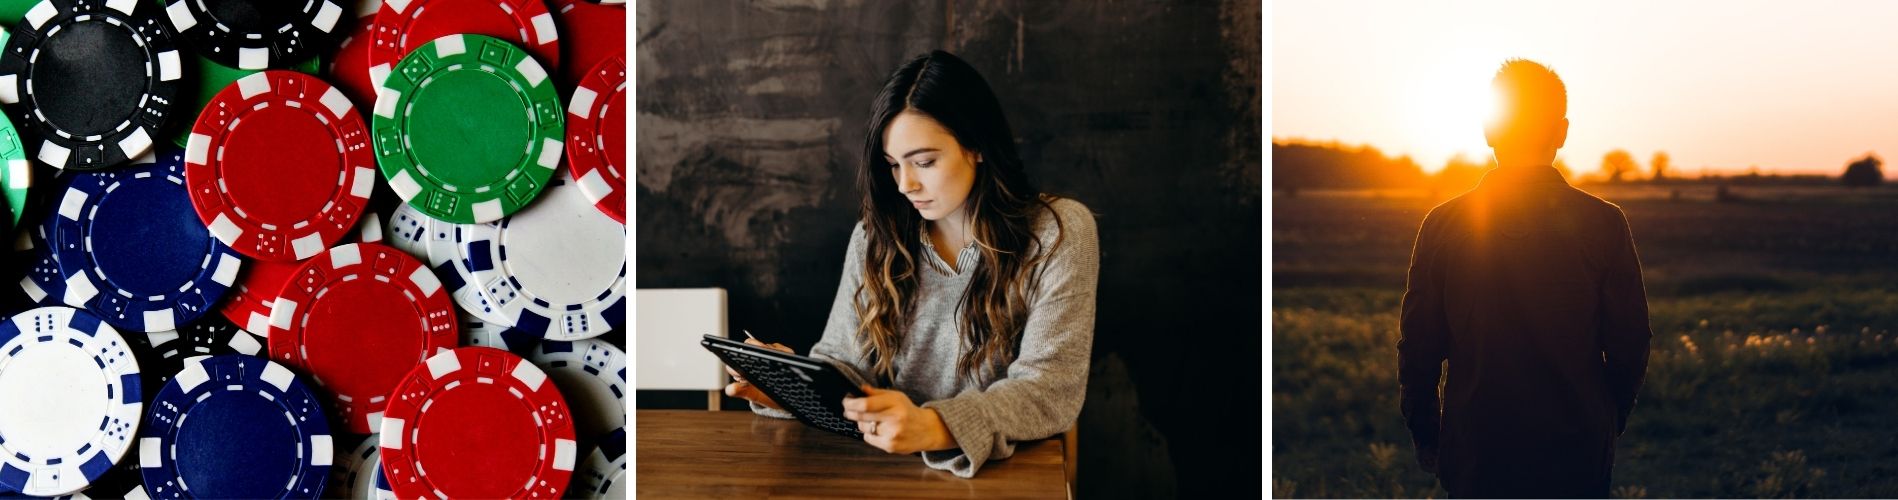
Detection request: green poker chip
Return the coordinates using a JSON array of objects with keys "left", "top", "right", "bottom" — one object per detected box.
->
[
  {"left": 0, "top": 27, "right": 22, "bottom": 232},
  {"left": 372, "top": 34, "right": 564, "bottom": 224},
  {"left": 166, "top": 52, "right": 324, "bottom": 148}
]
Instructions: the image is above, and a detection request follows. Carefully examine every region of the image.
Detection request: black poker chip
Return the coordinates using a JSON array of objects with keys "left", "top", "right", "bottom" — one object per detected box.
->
[
  {"left": 160, "top": 0, "right": 346, "bottom": 70},
  {"left": 0, "top": 0, "right": 181, "bottom": 170}
]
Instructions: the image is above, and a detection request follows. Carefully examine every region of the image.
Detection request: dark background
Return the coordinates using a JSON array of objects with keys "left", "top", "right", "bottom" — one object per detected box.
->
[{"left": 634, "top": 1, "right": 1261, "bottom": 497}]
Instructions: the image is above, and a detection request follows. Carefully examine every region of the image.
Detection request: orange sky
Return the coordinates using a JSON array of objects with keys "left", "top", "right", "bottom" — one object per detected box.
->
[{"left": 1273, "top": 1, "right": 1898, "bottom": 175}]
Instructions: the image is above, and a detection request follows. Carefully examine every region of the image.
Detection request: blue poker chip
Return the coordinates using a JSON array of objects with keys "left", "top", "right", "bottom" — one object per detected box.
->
[
  {"left": 138, "top": 354, "right": 331, "bottom": 499},
  {"left": 0, "top": 306, "right": 143, "bottom": 497},
  {"left": 52, "top": 149, "right": 243, "bottom": 332}
]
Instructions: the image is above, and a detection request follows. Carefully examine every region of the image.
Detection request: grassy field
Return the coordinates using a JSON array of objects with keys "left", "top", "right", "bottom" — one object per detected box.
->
[{"left": 1272, "top": 184, "right": 1898, "bottom": 498}]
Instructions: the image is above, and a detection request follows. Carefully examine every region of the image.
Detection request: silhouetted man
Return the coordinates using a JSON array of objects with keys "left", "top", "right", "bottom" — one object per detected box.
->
[{"left": 1398, "top": 59, "right": 1652, "bottom": 498}]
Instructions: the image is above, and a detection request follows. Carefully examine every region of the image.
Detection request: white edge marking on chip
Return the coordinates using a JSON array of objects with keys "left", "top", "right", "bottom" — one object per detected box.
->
[
  {"left": 139, "top": 437, "right": 163, "bottom": 467},
  {"left": 472, "top": 200, "right": 502, "bottom": 223},
  {"left": 331, "top": 243, "right": 363, "bottom": 268},
  {"left": 164, "top": 1, "right": 196, "bottom": 31},
  {"left": 351, "top": 166, "right": 375, "bottom": 199},
  {"left": 380, "top": 418, "right": 406, "bottom": 449},
  {"left": 209, "top": 213, "right": 244, "bottom": 246},
  {"left": 213, "top": 253, "right": 240, "bottom": 286},
  {"left": 311, "top": 434, "right": 334, "bottom": 466},
  {"left": 238, "top": 47, "right": 269, "bottom": 70},
  {"left": 367, "top": 411, "right": 383, "bottom": 432},
  {"left": 244, "top": 312, "right": 271, "bottom": 337},
  {"left": 373, "top": 87, "right": 400, "bottom": 118},
  {"left": 358, "top": 214, "right": 383, "bottom": 244},
  {"left": 577, "top": 169, "right": 610, "bottom": 204},
  {"left": 389, "top": 170, "right": 422, "bottom": 201},
  {"left": 38, "top": 141, "right": 70, "bottom": 168},
  {"left": 292, "top": 233, "right": 323, "bottom": 260},
  {"left": 23, "top": 1, "right": 54, "bottom": 29},
  {"left": 320, "top": 86, "right": 352, "bottom": 117},
  {"left": 105, "top": 0, "right": 138, "bottom": 15},
  {"left": 313, "top": 1, "right": 342, "bottom": 33},
  {"left": 185, "top": 133, "right": 212, "bottom": 165},
  {"left": 237, "top": 72, "right": 271, "bottom": 98},
  {"left": 262, "top": 360, "right": 295, "bottom": 390},
  {"left": 228, "top": 329, "right": 262, "bottom": 354},
  {"left": 368, "top": 63, "right": 391, "bottom": 91},
  {"left": 408, "top": 265, "right": 441, "bottom": 297},
  {"left": 63, "top": 273, "right": 98, "bottom": 307},
  {"left": 435, "top": 35, "right": 466, "bottom": 57},
  {"left": 537, "top": 139, "right": 562, "bottom": 170},
  {"left": 0, "top": 75, "right": 17, "bottom": 104},
  {"left": 383, "top": 0, "right": 411, "bottom": 15},
  {"left": 426, "top": 350, "right": 462, "bottom": 378},
  {"left": 553, "top": 438, "right": 576, "bottom": 470},
  {"left": 143, "top": 310, "right": 173, "bottom": 332},
  {"left": 568, "top": 87, "right": 596, "bottom": 119},
  {"left": 177, "top": 357, "right": 211, "bottom": 391},
  {"left": 158, "top": 50, "right": 181, "bottom": 82},
  {"left": 58, "top": 187, "right": 88, "bottom": 221},
  {"left": 510, "top": 360, "right": 547, "bottom": 391},
  {"left": 20, "top": 275, "right": 45, "bottom": 302},
  {"left": 118, "top": 127, "right": 154, "bottom": 161},
  {"left": 7, "top": 159, "right": 26, "bottom": 189},
  {"left": 532, "top": 13, "right": 558, "bottom": 44},
  {"left": 515, "top": 57, "right": 547, "bottom": 88},
  {"left": 269, "top": 297, "right": 300, "bottom": 331}
]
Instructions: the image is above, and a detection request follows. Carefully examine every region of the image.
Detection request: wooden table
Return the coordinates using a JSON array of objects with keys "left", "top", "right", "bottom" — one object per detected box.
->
[{"left": 636, "top": 410, "right": 1068, "bottom": 499}]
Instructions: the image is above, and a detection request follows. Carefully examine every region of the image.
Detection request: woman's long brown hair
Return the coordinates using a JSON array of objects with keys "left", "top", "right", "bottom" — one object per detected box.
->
[{"left": 855, "top": 50, "right": 1062, "bottom": 384}]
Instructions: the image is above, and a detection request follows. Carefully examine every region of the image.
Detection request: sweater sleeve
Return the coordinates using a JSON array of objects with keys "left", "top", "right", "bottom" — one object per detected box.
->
[
  {"left": 920, "top": 199, "right": 1099, "bottom": 477},
  {"left": 752, "top": 222, "right": 872, "bottom": 418}
]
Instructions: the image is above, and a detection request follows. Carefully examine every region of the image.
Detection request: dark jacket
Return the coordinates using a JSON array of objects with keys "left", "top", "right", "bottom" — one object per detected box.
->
[{"left": 1398, "top": 165, "right": 1652, "bottom": 498}]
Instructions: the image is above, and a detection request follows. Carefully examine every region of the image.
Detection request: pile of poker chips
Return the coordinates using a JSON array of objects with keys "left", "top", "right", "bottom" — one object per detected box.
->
[{"left": 0, "top": 0, "right": 627, "bottom": 498}]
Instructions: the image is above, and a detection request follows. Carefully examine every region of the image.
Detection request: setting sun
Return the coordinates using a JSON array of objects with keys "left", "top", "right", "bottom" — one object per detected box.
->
[{"left": 1403, "top": 53, "right": 1502, "bottom": 172}]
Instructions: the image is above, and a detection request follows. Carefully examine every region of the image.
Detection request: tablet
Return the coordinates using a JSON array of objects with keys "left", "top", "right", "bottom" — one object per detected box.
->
[{"left": 701, "top": 335, "right": 872, "bottom": 438}]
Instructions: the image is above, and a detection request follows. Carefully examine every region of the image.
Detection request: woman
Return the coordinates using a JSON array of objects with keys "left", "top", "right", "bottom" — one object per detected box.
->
[{"left": 725, "top": 50, "right": 1099, "bottom": 478}]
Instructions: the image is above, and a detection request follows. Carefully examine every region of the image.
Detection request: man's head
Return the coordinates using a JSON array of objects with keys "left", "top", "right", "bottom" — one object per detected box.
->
[{"left": 1484, "top": 59, "right": 1568, "bottom": 167}]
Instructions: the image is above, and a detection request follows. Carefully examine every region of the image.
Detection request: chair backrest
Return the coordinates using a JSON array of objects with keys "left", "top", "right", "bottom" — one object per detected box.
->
[{"left": 634, "top": 288, "right": 728, "bottom": 391}]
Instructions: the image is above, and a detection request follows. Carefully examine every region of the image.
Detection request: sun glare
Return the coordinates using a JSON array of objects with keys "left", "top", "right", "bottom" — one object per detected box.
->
[{"left": 1406, "top": 56, "right": 1501, "bottom": 172}]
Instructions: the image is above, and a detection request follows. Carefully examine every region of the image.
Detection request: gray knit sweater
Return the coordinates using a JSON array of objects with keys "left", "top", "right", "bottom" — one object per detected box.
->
[{"left": 752, "top": 197, "right": 1099, "bottom": 478}]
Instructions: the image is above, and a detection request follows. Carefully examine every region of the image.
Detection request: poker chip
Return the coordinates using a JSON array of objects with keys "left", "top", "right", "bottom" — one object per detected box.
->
[
  {"left": 0, "top": 83, "right": 24, "bottom": 230},
  {"left": 52, "top": 151, "right": 242, "bottom": 332},
  {"left": 378, "top": 347, "right": 577, "bottom": 499},
  {"left": 462, "top": 313, "right": 540, "bottom": 355},
  {"left": 380, "top": 202, "right": 429, "bottom": 261},
  {"left": 548, "top": 0, "right": 622, "bottom": 89},
  {"left": 331, "top": 436, "right": 392, "bottom": 500},
  {"left": 566, "top": 54, "right": 625, "bottom": 223},
  {"left": 460, "top": 170, "right": 625, "bottom": 340},
  {"left": 186, "top": 70, "right": 375, "bottom": 262},
  {"left": 17, "top": 171, "right": 70, "bottom": 305},
  {"left": 0, "top": 0, "right": 182, "bottom": 170},
  {"left": 138, "top": 354, "right": 331, "bottom": 499},
  {"left": 364, "top": 0, "right": 561, "bottom": 90},
  {"left": 372, "top": 34, "right": 564, "bottom": 224},
  {"left": 326, "top": 15, "right": 376, "bottom": 117},
  {"left": 576, "top": 427, "right": 626, "bottom": 500},
  {"left": 526, "top": 339, "right": 626, "bottom": 457},
  {"left": 161, "top": 0, "right": 343, "bottom": 70},
  {"left": 218, "top": 257, "right": 300, "bottom": 337},
  {"left": 165, "top": 52, "right": 324, "bottom": 149},
  {"left": 0, "top": 306, "right": 141, "bottom": 497},
  {"left": 267, "top": 242, "right": 457, "bottom": 434},
  {"left": 137, "top": 314, "right": 264, "bottom": 402}
]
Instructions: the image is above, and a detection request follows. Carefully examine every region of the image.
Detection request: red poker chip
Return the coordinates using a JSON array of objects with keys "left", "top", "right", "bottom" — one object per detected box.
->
[
  {"left": 218, "top": 257, "right": 302, "bottom": 336},
  {"left": 267, "top": 242, "right": 458, "bottom": 434},
  {"left": 379, "top": 346, "right": 577, "bottom": 499},
  {"left": 186, "top": 70, "right": 377, "bottom": 262},
  {"left": 566, "top": 54, "right": 626, "bottom": 223},
  {"left": 550, "top": 0, "right": 623, "bottom": 90},
  {"left": 366, "top": 0, "right": 562, "bottom": 90},
  {"left": 327, "top": 15, "right": 379, "bottom": 116}
]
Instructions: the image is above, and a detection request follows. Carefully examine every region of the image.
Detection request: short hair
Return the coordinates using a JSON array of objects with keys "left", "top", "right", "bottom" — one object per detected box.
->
[{"left": 1487, "top": 59, "right": 1566, "bottom": 143}]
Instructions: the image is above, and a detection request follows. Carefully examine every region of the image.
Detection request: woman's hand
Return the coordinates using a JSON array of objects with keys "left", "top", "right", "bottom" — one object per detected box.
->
[
  {"left": 723, "top": 338, "right": 793, "bottom": 410},
  {"left": 842, "top": 386, "right": 956, "bottom": 454}
]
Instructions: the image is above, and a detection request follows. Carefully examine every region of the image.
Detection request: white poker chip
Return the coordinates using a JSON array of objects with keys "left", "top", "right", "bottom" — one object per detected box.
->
[
  {"left": 459, "top": 170, "right": 626, "bottom": 340},
  {"left": 577, "top": 427, "right": 626, "bottom": 500},
  {"left": 0, "top": 306, "right": 143, "bottom": 496},
  {"left": 332, "top": 435, "right": 394, "bottom": 499},
  {"left": 415, "top": 207, "right": 514, "bottom": 326},
  {"left": 526, "top": 339, "right": 627, "bottom": 454}
]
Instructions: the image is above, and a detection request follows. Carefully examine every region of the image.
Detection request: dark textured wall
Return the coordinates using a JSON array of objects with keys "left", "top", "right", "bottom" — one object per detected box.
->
[{"left": 635, "top": 1, "right": 1261, "bottom": 497}]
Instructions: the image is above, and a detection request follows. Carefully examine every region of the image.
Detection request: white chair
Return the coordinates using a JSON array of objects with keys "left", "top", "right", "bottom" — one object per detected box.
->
[{"left": 634, "top": 288, "right": 729, "bottom": 410}]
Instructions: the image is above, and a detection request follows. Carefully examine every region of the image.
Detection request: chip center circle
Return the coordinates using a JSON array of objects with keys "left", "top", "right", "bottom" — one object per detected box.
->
[
  {"left": 415, "top": 382, "right": 542, "bottom": 498},
  {"left": 496, "top": 184, "right": 623, "bottom": 305},
  {"left": 221, "top": 105, "right": 343, "bottom": 227},
  {"left": 174, "top": 391, "right": 300, "bottom": 499},
  {"left": 0, "top": 341, "right": 109, "bottom": 458},
  {"left": 90, "top": 178, "right": 211, "bottom": 295},
  {"left": 33, "top": 19, "right": 147, "bottom": 137},
  {"left": 302, "top": 279, "right": 426, "bottom": 401},
  {"left": 407, "top": 69, "right": 531, "bottom": 189}
]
